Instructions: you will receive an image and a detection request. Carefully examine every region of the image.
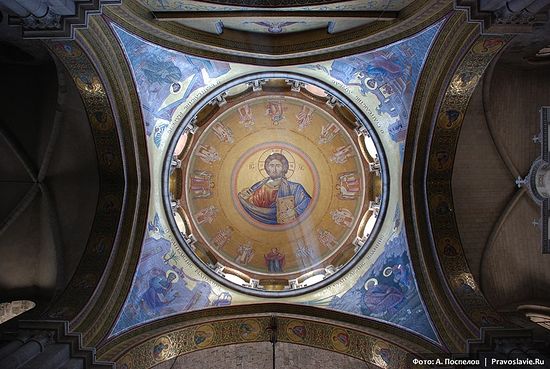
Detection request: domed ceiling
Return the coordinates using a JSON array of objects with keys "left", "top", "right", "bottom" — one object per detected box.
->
[
  {"left": 109, "top": 18, "right": 445, "bottom": 350},
  {"left": 166, "top": 76, "right": 384, "bottom": 294}
]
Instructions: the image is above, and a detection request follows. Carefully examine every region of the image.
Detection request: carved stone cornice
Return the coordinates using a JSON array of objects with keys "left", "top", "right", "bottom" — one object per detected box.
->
[
  {"left": 1, "top": 320, "right": 114, "bottom": 368},
  {"left": 455, "top": 0, "right": 549, "bottom": 34},
  {"left": 193, "top": 0, "right": 356, "bottom": 6},
  {"left": 8, "top": 0, "right": 121, "bottom": 39}
]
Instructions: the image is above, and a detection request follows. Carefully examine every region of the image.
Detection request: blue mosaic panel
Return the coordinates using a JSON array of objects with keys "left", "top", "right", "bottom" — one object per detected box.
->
[{"left": 306, "top": 209, "right": 438, "bottom": 342}]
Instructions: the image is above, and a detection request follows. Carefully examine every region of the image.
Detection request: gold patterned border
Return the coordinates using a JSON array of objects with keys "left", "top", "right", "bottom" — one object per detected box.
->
[
  {"left": 425, "top": 35, "right": 515, "bottom": 329},
  {"left": 63, "top": 16, "right": 151, "bottom": 347},
  {"left": 94, "top": 300, "right": 449, "bottom": 369},
  {"left": 401, "top": 10, "right": 484, "bottom": 351},
  {"left": 42, "top": 40, "right": 125, "bottom": 322},
  {"left": 110, "top": 311, "right": 439, "bottom": 369}
]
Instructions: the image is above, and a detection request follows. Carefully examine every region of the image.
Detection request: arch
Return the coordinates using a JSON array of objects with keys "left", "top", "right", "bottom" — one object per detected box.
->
[
  {"left": 97, "top": 304, "right": 444, "bottom": 369},
  {"left": 402, "top": 8, "right": 517, "bottom": 351}
]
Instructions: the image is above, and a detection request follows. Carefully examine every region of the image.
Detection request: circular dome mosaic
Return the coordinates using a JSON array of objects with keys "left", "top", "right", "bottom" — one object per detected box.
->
[{"left": 165, "top": 75, "right": 386, "bottom": 295}]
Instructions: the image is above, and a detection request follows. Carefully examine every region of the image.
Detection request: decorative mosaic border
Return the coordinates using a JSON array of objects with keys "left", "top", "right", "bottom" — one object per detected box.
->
[
  {"left": 113, "top": 314, "right": 432, "bottom": 369},
  {"left": 426, "top": 35, "right": 515, "bottom": 329},
  {"left": 399, "top": 10, "right": 484, "bottom": 350},
  {"left": 64, "top": 17, "right": 151, "bottom": 346},
  {"left": 98, "top": 303, "right": 443, "bottom": 366},
  {"left": 42, "top": 40, "right": 125, "bottom": 322}
]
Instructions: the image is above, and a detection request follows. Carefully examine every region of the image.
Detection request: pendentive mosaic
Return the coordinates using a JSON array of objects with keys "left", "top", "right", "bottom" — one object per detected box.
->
[{"left": 109, "top": 19, "right": 444, "bottom": 343}]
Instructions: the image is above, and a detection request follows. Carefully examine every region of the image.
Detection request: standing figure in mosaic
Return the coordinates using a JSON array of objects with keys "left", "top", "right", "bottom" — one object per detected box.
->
[
  {"left": 265, "top": 101, "right": 286, "bottom": 125},
  {"left": 212, "top": 226, "right": 233, "bottom": 249},
  {"left": 295, "top": 105, "right": 314, "bottom": 131},
  {"left": 330, "top": 145, "right": 354, "bottom": 164},
  {"left": 238, "top": 104, "right": 255, "bottom": 129},
  {"left": 195, "top": 205, "right": 219, "bottom": 225},
  {"left": 317, "top": 228, "right": 338, "bottom": 250},
  {"left": 319, "top": 122, "right": 340, "bottom": 144},
  {"left": 264, "top": 248, "right": 285, "bottom": 272},
  {"left": 235, "top": 241, "right": 254, "bottom": 265},
  {"left": 196, "top": 144, "right": 220, "bottom": 164},
  {"left": 295, "top": 240, "right": 315, "bottom": 267},
  {"left": 337, "top": 172, "right": 361, "bottom": 200},
  {"left": 189, "top": 171, "right": 214, "bottom": 199},
  {"left": 331, "top": 208, "right": 354, "bottom": 228}
]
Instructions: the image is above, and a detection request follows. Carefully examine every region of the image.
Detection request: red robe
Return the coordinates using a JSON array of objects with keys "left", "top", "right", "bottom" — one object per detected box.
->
[{"left": 249, "top": 184, "right": 278, "bottom": 208}]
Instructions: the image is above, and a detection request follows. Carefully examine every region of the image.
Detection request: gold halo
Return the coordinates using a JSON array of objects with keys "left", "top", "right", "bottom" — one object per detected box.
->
[
  {"left": 364, "top": 278, "right": 378, "bottom": 291},
  {"left": 365, "top": 78, "right": 378, "bottom": 90},
  {"left": 258, "top": 148, "right": 296, "bottom": 179},
  {"left": 166, "top": 270, "right": 179, "bottom": 283},
  {"left": 170, "top": 82, "right": 182, "bottom": 94}
]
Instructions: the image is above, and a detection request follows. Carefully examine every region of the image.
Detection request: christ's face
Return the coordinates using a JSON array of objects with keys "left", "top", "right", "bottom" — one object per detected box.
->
[{"left": 266, "top": 159, "right": 284, "bottom": 179}]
